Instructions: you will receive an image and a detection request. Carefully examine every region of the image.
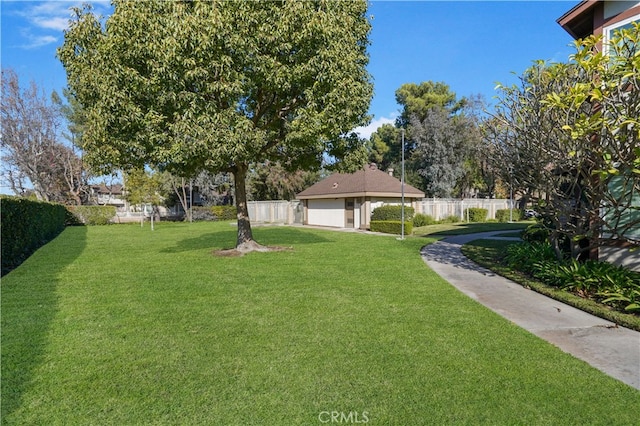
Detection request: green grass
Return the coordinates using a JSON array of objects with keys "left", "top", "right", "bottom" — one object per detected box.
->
[
  {"left": 2, "top": 222, "right": 639, "bottom": 425},
  {"left": 462, "top": 239, "right": 640, "bottom": 332}
]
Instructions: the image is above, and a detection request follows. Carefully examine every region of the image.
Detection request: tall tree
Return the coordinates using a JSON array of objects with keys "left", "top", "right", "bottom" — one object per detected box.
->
[
  {"left": 59, "top": 0, "right": 372, "bottom": 252},
  {"left": 1, "top": 68, "right": 87, "bottom": 203}
]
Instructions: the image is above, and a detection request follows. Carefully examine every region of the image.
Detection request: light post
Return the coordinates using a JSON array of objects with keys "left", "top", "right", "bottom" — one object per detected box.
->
[{"left": 400, "top": 129, "right": 405, "bottom": 240}]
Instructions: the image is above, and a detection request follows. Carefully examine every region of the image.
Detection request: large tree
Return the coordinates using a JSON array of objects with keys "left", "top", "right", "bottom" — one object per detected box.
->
[
  {"left": 1, "top": 68, "right": 87, "bottom": 204},
  {"left": 59, "top": 0, "right": 372, "bottom": 252}
]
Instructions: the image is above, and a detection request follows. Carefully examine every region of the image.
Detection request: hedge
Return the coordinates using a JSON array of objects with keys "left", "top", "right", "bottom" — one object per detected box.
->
[
  {"left": 495, "top": 208, "right": 523, "bottom": 223},
  {"left": 464, "top": 207, "right": 488, "bottom": 222},
  {"left": 66, "top": 205, "right": 116, "bottom": 225},
  {"left": 192, "top": 205, "right": 236, "bottom": 221},
  {"left": 371, "top": 205, "right": 414, "bottom": 221},
  {"left": 370, "top": 220, "right": 413, "bottom": 235},
  {"left": 413, "top": 213, "right": 436, "bottom": 227},
  {"left": 1, "top": 196, "right": 67, "bottom": 275}
]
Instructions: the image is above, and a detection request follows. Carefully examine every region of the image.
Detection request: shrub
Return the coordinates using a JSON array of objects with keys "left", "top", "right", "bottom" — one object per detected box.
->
[
  {"left": 505, "top": 240, "right": 640, "bottom": 313},
  {"left": 371, "top": 205, "right": 414, "bottom": 221},
  {"left": 191, "top": 206, "right": 215, "bottom": 221},
  {"left": 211, "top": 205, "right": 236, "bottom": 221},
  {"left": 191, "top": 205, "right": 236, "bottom": 221},
  {"left": 495, "top": 209, "right": 523, "bottom": 222},
  {"left": 66, "top": 205, "right": 116, "bottom": 225},
  {"left": 413, "top": 213, "right": 435, "bottom": 227},
  {"left": 370, "top": 220, "right": 413, "bottom": 235},
  {"left": 521, "top": 223, "right": 549, "bottom": 243},
  {"left": 438, "top": 215, "right": 461, "bottom": 224},
  {"left": 464, "top": 207, "right": 488, "bottom": 222},
  {"left": 1, "top": 196, "right": 67, "bottom": 275}
]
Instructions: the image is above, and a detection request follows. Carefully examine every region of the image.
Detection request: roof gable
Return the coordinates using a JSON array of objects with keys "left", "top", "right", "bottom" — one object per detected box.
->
[{"left": 297, "top": 164, "right": 425, "bottom": 199}]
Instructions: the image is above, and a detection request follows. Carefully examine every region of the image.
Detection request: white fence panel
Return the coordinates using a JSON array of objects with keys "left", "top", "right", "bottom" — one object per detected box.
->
[
  {"left": 247, "top": 200, "right": 302, "bottom": 224},
  {"left": 414, "top": 199, "right": 512, "bottom": 221}
]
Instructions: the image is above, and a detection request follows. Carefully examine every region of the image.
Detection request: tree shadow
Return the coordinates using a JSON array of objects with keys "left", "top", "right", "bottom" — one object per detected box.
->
[
  {"left": 1, "top": 226, "right": 87, "bottom": 422},
  {"left": 161, "top": 225, "right": 331, "bottom": 254},
  {"left": 420, "top": 240, "right": 498, "bottom": 274}
]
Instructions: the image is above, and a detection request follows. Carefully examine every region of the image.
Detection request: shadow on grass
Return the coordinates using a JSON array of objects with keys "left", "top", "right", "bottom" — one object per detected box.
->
[
  {"left": 161, "top": 226, "right": 331, "bottom": 253},
  {"left": 1, "top": 226, "right": 87, "bottom": 423},
  {"left": 424, "top": 222, "right": 529, "bottom": 237}
]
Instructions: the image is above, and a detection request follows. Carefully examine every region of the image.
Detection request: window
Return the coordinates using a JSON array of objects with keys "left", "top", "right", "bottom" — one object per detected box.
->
[{"left": 603, "top": 15, "right": 640, "bottom": 57}]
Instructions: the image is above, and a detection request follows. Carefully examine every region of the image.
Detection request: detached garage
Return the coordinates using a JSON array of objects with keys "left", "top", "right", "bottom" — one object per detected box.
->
[{"left": 297, "top": 164, "right": 425, "bottom": 229}]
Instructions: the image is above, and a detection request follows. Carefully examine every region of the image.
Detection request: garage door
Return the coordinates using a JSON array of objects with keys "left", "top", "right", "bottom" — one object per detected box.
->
[{"left": 307, "top": 199, "right": 345, "bottom": 227}]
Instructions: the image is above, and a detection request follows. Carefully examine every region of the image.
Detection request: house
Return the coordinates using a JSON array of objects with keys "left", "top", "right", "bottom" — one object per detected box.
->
[
  {"left": 558, "top": 0, "right": 640, "bottom": 271},
  {"left": 89, "top": 183, "right": 126, "bottom": 210},
  {"left": 297, "top": 163, "right": 425, "bottom": 229},
  {"left": 557, "top": 0, "right": 640, "bottom": 46}
]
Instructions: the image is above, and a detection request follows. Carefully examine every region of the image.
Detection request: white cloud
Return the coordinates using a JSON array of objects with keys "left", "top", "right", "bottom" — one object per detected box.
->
[
  {"left": 18, "top": 29, "right": 58, "bottom": 49},
  {"left": 353, "top": 114, "right": 397, "bottom": 140},
  {"left": 32, "top": 16, "right": 71, "bottom": 32}
]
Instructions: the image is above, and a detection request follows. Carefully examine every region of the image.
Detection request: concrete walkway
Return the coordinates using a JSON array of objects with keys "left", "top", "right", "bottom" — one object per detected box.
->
[{"left": 420, "top": 231, "right": 640, "bottom": 390}]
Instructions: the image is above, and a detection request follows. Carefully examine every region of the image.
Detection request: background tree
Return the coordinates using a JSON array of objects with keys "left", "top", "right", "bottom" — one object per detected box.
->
[
  {"left": 59, "top": 0, "right": 372, "bottom": 252},
  {"left": 123, "top": 168, "right": 165, "bottom": 229},
  {"left": 248, "top": 161, "right": 319, "bottom": 201},
  {"left": 1, "top": 68, "right": 89, "bottom": 204}
]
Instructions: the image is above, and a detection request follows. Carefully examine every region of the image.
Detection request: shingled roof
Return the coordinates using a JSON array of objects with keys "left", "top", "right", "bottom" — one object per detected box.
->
[{"left": 297, "top": 164, "right": 425, "bottom": 200}]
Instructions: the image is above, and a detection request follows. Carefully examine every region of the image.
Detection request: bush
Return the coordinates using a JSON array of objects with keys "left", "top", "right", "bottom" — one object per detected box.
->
[
  {"left": 495, "top": 209, "right": 523, "bottom": 222},
  {"left": 66, "top": 205, "right": 116, "bottom": 225},
  {"left": 464, "top": 207, "right": 488, "bottom": 222},
  {"left": 211, "top": 205, "right": 236, "bottom": 220},
  {"left": 371, "top": 205, "right": 414, "bottom": 221},
  {"left": 192, "top": 205, "right": 236, "bottom": 221},
  {"left": 505, "top": 240, "right": 640, "bottom": 313},
  {"left": 370, "top": 220, "right": 413, "bottom": 235},
  {"left": 439, "top": 215, "right": 461, "bottom": 224},
  {"left": 1, "top": 196, "right": 67, "bottom": 275},
  {"left": 413, "top": 213, "right": 436, "bottom": 227},
  {"left": 521, "top": 223, "right": 549, "bottom": 243}
]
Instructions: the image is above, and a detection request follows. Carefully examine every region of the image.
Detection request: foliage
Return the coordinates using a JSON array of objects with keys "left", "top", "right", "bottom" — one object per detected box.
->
[
  {"left": 1, "top": 68, "right": 88, "bottom": 204},
  {"left": 0, "top": 196, "right": 67, "bottom": 275},
  {"left": 191, "top": 206, "right": 236, "bottom": 222},
  {"left": 371, "top": 205, "right": 414, "bottom": 221},
  {"left": 123, "top": 168, "right": 165, "bottom": 207},
  {"left": 488, "top": 25, "right": 640, "bottom": 260},
  {"left": 439, "top": 215, "right": 461, "bottom": 224},
  {"left": 66, "top": 205, "right": 116, "bottom": 225},
  {"left": 464, "top": 208, "right": 488, "bottom": 222},
  {"left": 505, "top": 241, "right": 640, "bottom": 313},
  {"left": 369, "top": 220, "right": 413, "bottom": 235},
  {"left": 211, "top": 206, "right": 236, "bottom": 221},
  {"left": 248, "top": 161, "right": 319, "bottom": 201},
  {"left": 413, "top": 213, "right": 436, "bottom": 227},
  {"left": 59, "top": 0, "right": 373, "bottom": 249},
  {"left": 521, "top": 223, "right": 550, "bottom": 243},
  {"left": 495, "top": 208, "right": 523, "bottom": 223}
]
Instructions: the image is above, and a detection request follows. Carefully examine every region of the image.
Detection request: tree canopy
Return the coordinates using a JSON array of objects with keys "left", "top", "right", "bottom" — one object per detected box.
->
[{"left": 59, "top": 0, "right": 373, "bottom": 250}]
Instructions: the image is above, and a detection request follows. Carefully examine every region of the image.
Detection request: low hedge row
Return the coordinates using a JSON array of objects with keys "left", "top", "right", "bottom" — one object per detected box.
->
[
  {"left": 1, "top": 196, "right": 67, "bottom": 275},
  {"left": 66, "top": 205, "right": 116, "bottom": 225},
  {"left": 370, "top": 220, "right": 413, "bottom": 235},
  {"left": 495, "top": 208, "right": 523, "bottom": 222},
  {"left": 371, "top": 205, "right": 414, "bottom": 221},
  {"left": 192, "top": 206, "right": 236, "bottom": 221}
]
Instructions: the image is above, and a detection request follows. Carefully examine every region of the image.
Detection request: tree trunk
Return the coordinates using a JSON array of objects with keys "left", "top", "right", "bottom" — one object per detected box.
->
[{"left": 233, "top": 163, "right": 257, "bottom": 249}]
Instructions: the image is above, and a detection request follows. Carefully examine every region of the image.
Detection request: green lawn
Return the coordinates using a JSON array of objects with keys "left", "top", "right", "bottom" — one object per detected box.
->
[{"left": 2, "top": 222, "right": 639, "bottom": 425}]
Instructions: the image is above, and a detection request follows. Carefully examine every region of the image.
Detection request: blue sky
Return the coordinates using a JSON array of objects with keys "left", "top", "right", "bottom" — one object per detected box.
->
[{"left": 2, "top": 0, "right": 578, "bottom": 139}]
